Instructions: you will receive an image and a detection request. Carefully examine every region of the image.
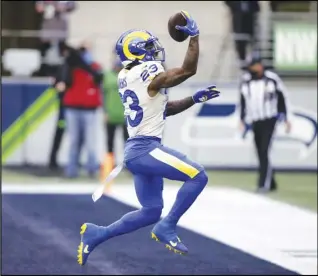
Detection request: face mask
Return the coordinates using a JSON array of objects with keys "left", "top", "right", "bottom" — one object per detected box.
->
[{"left": 82, "top": 50, "right": 94, "bottom": 65}]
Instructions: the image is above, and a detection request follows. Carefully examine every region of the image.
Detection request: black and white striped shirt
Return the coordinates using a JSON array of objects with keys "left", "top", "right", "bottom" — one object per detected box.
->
[{"left": 239, "top": 70, "right": 290, "bottom": 123}]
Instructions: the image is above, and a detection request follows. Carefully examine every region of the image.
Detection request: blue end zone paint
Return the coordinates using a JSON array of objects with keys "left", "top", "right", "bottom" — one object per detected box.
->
[
  {"left": 1, "top": 82, "right": 50, "bottom": 133},
  {"left": 2, "top": 194, "right": 298, "bottom": 275}
]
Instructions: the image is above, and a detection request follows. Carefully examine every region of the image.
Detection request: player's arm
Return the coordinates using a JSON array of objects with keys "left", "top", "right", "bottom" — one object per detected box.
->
[
  {"left": 166, "top": 85, "right": 220, "bottom": 117},
  {"left": 166, "top": 97, "right": 194, "bottom": 117},
  {"left": 149, "top": 37, "right": 199, "bottom": 91},
  {"left": 148, "top": 11, "right": 200, "bottom": 93}
]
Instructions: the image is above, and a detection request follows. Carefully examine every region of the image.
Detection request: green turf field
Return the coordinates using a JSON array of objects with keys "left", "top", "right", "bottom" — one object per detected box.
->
[{"left": 2, "top": 169, "right": 317, "bottom": 212}]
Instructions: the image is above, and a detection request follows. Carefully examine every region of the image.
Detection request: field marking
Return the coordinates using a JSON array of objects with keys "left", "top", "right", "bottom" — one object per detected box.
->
[
  {"left": 3, "top": 182, "right": 317, "bottom": 275},
  {"left": 2, "top": 183, "right": 96, "bottom": 194}
]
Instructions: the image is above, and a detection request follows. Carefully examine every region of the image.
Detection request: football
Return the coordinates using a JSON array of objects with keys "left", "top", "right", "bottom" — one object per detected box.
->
[{"left": 168, "top": 12, "right": 189, "bottom": 42}]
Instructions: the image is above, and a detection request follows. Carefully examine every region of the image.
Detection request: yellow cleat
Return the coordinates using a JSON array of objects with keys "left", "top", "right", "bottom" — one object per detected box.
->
[
  {"left": 151, "top": 232, "right": 160, "bottom": 242},
  {"left": 151, "top": 231, "right": 187, "bottom": 255},
  {"left": 77, "top": 223, "right": 103, "bottom": 266},
  {"left": 77, "top": 242, "right": 84, "bottom": 265},
  {"left": 77, "top": 223, "right": 88, "bottom": 266},
  {"left": 80, "top": 223, "right": 87, "bottom": 235}
]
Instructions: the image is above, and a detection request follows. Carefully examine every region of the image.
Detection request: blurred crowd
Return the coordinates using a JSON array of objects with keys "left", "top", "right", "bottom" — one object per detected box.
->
[
  {"left": 225, "top": 1, "right": 260, "bottom": 69},
  {"left": 1, "top": 1, "right": 315, "bottom": 78},
  {"left": 224, "top": 0, "right": 316, "bottom": 70},
  {"left": 35, "top": 0, "right": 76, "bottom": 77}
]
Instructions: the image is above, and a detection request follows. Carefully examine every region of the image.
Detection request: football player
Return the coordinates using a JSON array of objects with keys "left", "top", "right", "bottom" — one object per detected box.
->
[{"left": 78, "top": 11, "right": 220, "bottom": 265}]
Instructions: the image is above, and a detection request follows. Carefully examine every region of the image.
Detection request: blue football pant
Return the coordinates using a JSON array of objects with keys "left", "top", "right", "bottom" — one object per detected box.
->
[{"left": 103, "top": 145, "right": 208, "bottom": 240}]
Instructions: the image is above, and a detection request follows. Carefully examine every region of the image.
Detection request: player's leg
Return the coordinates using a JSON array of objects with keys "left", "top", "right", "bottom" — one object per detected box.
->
[
  {"left": 102, "top": 174, "right": 163, "bottom": 239},
  {"left": 127, "top": 145, "right": 208, "bottom": 224},
  {"left": 77, "top": 174, "right": 163, "bottom": 266},
  {"left": 125, "top": 145, "right": 208, "bottom": 254}
]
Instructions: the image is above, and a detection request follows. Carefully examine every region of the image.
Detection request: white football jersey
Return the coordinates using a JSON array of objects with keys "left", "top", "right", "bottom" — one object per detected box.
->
[{"left": 118, "top": 61, "right": 168, "bottom": 139}]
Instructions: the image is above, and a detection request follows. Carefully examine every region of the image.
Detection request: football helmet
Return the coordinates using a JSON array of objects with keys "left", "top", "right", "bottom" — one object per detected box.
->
[{"left": 115, "top": 29, "right": 165, "bottom": 66}]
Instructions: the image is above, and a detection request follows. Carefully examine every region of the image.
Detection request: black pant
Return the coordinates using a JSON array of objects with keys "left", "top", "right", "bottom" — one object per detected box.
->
[
  {"left": 231, "top": 12, "right": 258, "bottom": 64},
  {"left": 106, "top": 122, "right": 129, "bottom": 153},
  {"left": 49, "top": 96, "right": 65, "bottom": 167},
  {"left": 252, "top": 117, "right": 277, "bottom": 190}
]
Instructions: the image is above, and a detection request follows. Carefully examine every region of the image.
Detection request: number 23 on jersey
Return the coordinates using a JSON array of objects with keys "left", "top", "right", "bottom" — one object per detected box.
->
[
  {"left": 119, "top": 90, "right": 143, "bottom": 127},
  {"left": 118, "top": 63, "right": 166, "bottom": 128}
]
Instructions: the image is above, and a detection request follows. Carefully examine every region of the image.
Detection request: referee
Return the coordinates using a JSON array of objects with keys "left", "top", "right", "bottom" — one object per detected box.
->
[{"left": 239, "top": 54, "right": 292, "bottom": 193}]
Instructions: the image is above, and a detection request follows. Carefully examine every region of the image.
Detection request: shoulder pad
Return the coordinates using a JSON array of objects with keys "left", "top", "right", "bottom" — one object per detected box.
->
[{"left": 139, "top": 62, "right": 165, "bottom": 85}]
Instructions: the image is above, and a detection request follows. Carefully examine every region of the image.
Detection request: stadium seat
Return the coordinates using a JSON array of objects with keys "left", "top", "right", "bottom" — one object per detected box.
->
[{"left": 3, "top": 48, "right": 41, "bottom": 76}]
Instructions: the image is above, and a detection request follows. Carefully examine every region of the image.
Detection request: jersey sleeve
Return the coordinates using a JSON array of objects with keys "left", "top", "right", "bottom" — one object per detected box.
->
[{"left": 140, "top": 62, "right": 165, "bottom": 86}]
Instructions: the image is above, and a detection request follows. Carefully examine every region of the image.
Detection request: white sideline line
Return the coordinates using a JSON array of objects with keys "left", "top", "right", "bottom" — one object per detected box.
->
[{"left": 3, "top": 182, "right": 317, "bottom": 275}]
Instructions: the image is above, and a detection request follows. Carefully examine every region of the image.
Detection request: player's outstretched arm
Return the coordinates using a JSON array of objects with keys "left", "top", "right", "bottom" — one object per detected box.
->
[
  {"left": 166, "top": 85, "right": 220, "bottom": 117},
  {"left": 166, "top": 97, "right": 195, "bottom": 117},
  {"left": 149, "top": 12, "right": 199, "bottom": 92}
]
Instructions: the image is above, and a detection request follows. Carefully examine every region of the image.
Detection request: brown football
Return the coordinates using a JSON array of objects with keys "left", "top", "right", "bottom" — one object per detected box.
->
[{"left": 168, "top": 12, "right": 189, "bottom": 42}]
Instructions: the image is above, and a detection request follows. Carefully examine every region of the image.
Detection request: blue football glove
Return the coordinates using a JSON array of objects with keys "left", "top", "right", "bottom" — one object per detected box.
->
[
  {"left": 175, "top": 11, "right": 200, "bottom": 37},
  {"left": 192, "top": 85, "right": 220, "bottom": 103}
]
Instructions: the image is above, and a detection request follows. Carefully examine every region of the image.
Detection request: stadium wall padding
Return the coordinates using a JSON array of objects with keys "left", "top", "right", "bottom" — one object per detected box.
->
[{"left": 1, "top": 78, "right": 317, "bottom": 170}]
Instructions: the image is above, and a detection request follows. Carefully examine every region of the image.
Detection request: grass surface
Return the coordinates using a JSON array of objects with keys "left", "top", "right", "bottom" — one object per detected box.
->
[{"left": 2, "top": 169, "right": 317, "bottom": 212}]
